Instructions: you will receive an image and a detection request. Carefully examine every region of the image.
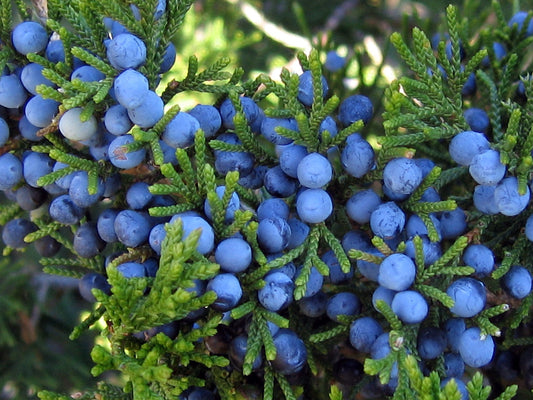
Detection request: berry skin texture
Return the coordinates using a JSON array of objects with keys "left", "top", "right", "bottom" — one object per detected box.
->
[
  {"left": 446, "top": 277, "right": 486, "bottom": 317},
  {"left": 206, "top": 273, "right": 242, "bottom": 312},
  {"left": 338, "top": 94, "right": 374, "bottom": 127},
  {"left": 114, "top": 210, "right": 151, "bottom": 248},
  {"left": 346, "top": 189, "right": 382, "bottom": 225},
  {"left": 215, "top": 237, "right": 252, "bottom": 273},
  {"left": 462, "top": 244, "right": 494, "bottom": 278},
  {"left": 417, "top": 327, "right": 447, "bottom": 360},
  {"left": 325, "top": 50, "right": 346, "bottom": 72},
  {"left": 326, "top": 292, "right": 361, "bottom": 322},
  {"left": 494, "top": 176, "right": 531, "bottom": 216},
  {"left": 113, "top": 69, "right": 149, "bottom": 109},
  {"left": 349, "top": 316, "right": 383, "bottom": 353},
  {"left": 391, "top": 290, "right": 428, "bottom": 324},
  {"left": 25, "top": 95, "right": 60, "bottom": 128},
  {"left": 370, "top": 201, "right": 405, "bottom": 239},
  {"left": 78, "top": 273, "right": 111, "bottom": 302},
  {"left": 341, "top": 134, "right": 375, "bottom": 178},
  {"left": 73, "top": 222, "right": 105, "bottom": 258},
  {"left": 59, "top": 107, "right": 98, "bottom": 141},
  {"left": 0, "top": 153, "right": 23, "bottom": 190},
  {"left": 501, "top": 265, "right": 532, "bottom": 299},
  {"left": 271, "top": 329, "right": 307, "bottom": 375},
  {"left": 180, "top": 216, "right": 215, "bottom": 255},
  {"left": 258, "top": 272, "right": 294, "bottom": 311},
  {"left": 162, "top": 112, "right": 200, "bottom": 149},
  {"left": 106, "top": 33, "right": 147, "bottom": 70},
  {"left": 297, "top": 70, "right": 329, "bottom": 107},
  {"left": 464, "top": 107, "right": 490, "bottom": 133},
  {"left": 0, "top": 74, "right": 27, "bottom": 108},
  {"left": 468, "top": 149, "right": 506, "bottom": 185},
  {"left": 12, "top": 21, "right": 48, "bottom": 55},
  {"left": 444, "top": 318, "right": 466, "bottom": 353},
  {"left": 49, "top": 194, "right": 85, "bottom": 225},
  {"left": 127, "top": 90, "right": 164, "bottom": 128},
  {"left": 2, "top": 218, "right": 36, "bottom": 249},
  {"left": 526, "top": 214, "right": 533, "bottom": 241},
  {"left": 296, "top": 152, "right": 332, "bottom": 188},
  {"left": 449, "top": 130, "right": 490, "bottom": 166},
  {"left": 296, "top": 188, "right": 333, "bottom": 224},
  {"left": 257, "top": 217, "right": 291, "bottom": 253},
  {"left": 458, "top": 327, "right": 495, "bottom": 368},
  {"left": 378, "top": 253, "right": 417, "bottom": 291},
  {"left": 108, "top": 134, "right": 146, "bottom": 169},
  {"left": 383, "top": 157, "right": 423, "bottom": 195}
]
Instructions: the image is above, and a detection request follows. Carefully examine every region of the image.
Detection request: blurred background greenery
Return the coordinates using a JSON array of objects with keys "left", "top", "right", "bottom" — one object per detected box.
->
[{"left": 0, "top": 0, "right": 528, "bottom": 398}]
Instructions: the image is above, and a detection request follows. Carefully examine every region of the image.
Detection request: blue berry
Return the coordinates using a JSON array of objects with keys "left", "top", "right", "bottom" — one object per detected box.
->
[
  {"left": 462, "top": 244, "right": 494, "bottom": 278},
  {"left": 257, "top": 198, "right": 290, "bottom": 221},
  {"left": 444, "top": 318, "right": 466, "bottom": 353},
  {"left": 319, "top": 115, "right": 338, "bottom": 139},
  {"left": 162, "top": 112, "right": 200, "bottom": 149},
  {"left": 258, "top": 271, "right": 294, "bottom": 311},
  {"left": 526, "top": 214, "right": 533, "bottom": 241},
  {"left": 326, "top": 292, "right": 361, "bottom": 322},
  {"left": 494, "top": 176, "right": 531, "bottom": 216},
  {"left": 257, "top": 217, "right": 291, "bottom": 253},
  {"left": 391, "top": 290, "right": 428, "bottom": 324},
  {"left": 298, "top": 291, "right": 328, "bottom": 317},
  {"left": 0, "top": 74, "right": 27, "bottom": 108},
  {"left": 346, "top": 189, "right": 382, "bottom": 224},
  {"left": 49, "top": 194, "right": 85, "bottom": 224},
  {"left": 213, "top": 133, "right": 255, "bottom": 177},
  {"left": 458, "top": 327, "right": 494, "bottom": 367},
  {"left": 383, "top": 157, "right": 423, "bottom": 195},
  {"left": 441, "top": 378, "right": 469, "bottom": 400},
  {"left": 20, "top": 63, "right": 54, "bottom": 95},
  {"left": 59, "top": 107, "right": 98, "bottom": 141},
  {"left": 188, "top": 104, "right": 221, "bottom": 138},
  {"left": 370, "top": 201, "right": 405, "bottom": 239},
  {"left": 446, "top": 277, "right": 486, "bottom": 317},
  {"left": 296, "top": 188, "right": 333, "bottom": 223},
  {"left": 297, "top": 152, "right": 332, "bottom": 188},
  {"left": 322, "top": 250, "right": 353, "bottom": 284},
  {"left": 25, "top": 95, "right": 59, "bottom": 127},
  {"left": 349, "top": 316, "right": 383, "bottom": 353},
  {"left": 286, "top": 217, "right": 310, "bottom": 249},
  {"left": 19, "top": 115, "right": 42, "bottom": 141},
  {"left": 219, "top": 96, "right": 262, "bottom": 130},
  {"left": 372, "top": 286, "right": 396, "bottom": 311},
  {"left": 443, "top": 352, "right": 465, "bottom": 378},
  {"left": 357, "top": 247, "right": 383, "bottom": 282},
  {"left": 473, "top": 184, "right": 499, "bottom": 214},
  {"left": 78, "top": 273, "right": 111, "bottom": 302},
  {"left": 0, "top": 117, "right": 8, "bottom": 146},
  {"left": 378, "top": 253, "right": 416, "bottom": 291},
  {"left": 71, "top": 65, "right": 105, "bottom": 83},
  {"left": 127, "top": 90, "right": 164, "bottom": 128},
  {"left": 272, "top": 329, "right": 307, "bottom": 375},
  {"left": 300, "top": 266, "right": 324, "bottom": 297},
  {"left": 405, "top": 214, "right": 441, "bottom": 240},
  {"left": 15, "top": 185, "right": 47, "bottom": 210},
  {"left": 126, "top": 182, "right": 153, "bottom": 210},
  {"left": 341, "top": 134, "right": 375, "bottom": 177},
  {"left": 464, "top": 108, "right": 490, "bottom": 133},
  {"left": 404, "top": 236, "right": 442, "bottom": 266},
  {"left": 417, "top": 327, "right": 447, "bottom": 360},
  {"left": 469, "top": 149, "right": 506, "bottom": 185},
  {"left": 338, "top": 95, "right": 374, "bottom": 127},
  {"left": 449, "top": 130, "right": 490, "bottom": 166},
  {"left": 45, "top": 38, "right": 65, "bottom": 62},
  {"left": 73, "top": 222, "right": 105, "bottom": 258},
  {"left": 69, "top": 171, "right": 105, "bottom": 208},
  {"left": 263, "top": 166, "right": 298, "bottom": 197},
  {"left": 160, "top": 42, "right": 176, "bottom": 73},
  {"left": 22, "top": 151, "right": 54, "bottom": 188},
  {"left": 116, "top": 262, "right": 146, "bottom": 279},
  {"left": 501, "top": 265, "right": 532, "bottom": 299},
  {"left": 260, "top": 117, "right": 297, "bottom": 145},
  {"left": 0, "top": 153, "right": 22, "bottom": 190},
  {"left": 106, "top": 33, "right": 146, "bottom": 70},
  {"left": 108, "top": 134, "right": 146, "bottom": 169},
  {"left": 342, "top": 229, "right": 372, "bottom": 253},
  {"left": 2, "top": 218, "right": 36, "bottom": 248},
  {"left": 34, "top": 235, "right": 61, "bottom": 257},
  {"left": 97, "top": 208, "right": 119, "bottom": 243},
  {"left": 180, "top": 216, "right": 215, "bottom": 255},
  {"left": 297, "top": 70, "right": 329, "bottom": 106},
  {"left": 114, "top": 210, "right": 151, "bottom": 247},
  {"left": 508, "top": 11, "right": 533, "bottom": 36},
  {"left": 266, "top": 253, "right": 297, "bottom": 279},
  {"left": 113, "top": 69, "right": 149, "bottom": 109},
  {"left": 148, "top": 223, "right": 166, "bottom": 255},
  {"left": 215, "top": 237, "right": 252, "bottom": 273},
  {"left": 279, "top": 144, "right": 308, "bottom": 178},
  {"left": 206, "top": 273, "right": 242, "bottom": 311},
  {"left": 229, "top": 335, "right": 262, "bottom": 371},
  {"left": 439, "top": 207, "right": 467, "bottom": 239},
  {"left": 11, "top": 21, "right": 48, "bottom": 55},
  {"left": 325, "top": 50, "right": 346, "bottom": 72}
]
